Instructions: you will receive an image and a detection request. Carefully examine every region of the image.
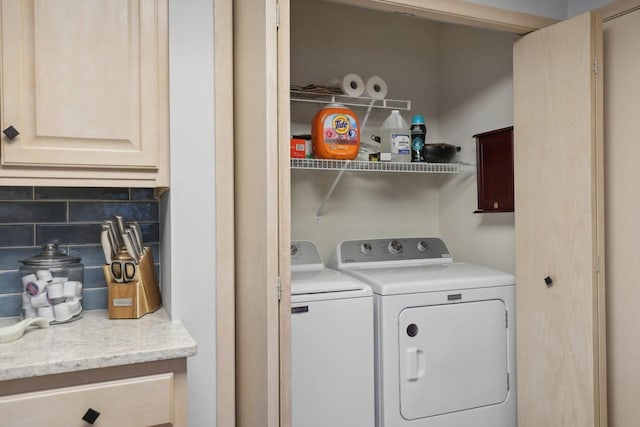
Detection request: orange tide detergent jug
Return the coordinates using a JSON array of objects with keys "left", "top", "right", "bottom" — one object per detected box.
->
[{"left": 311, "top": 103, "right": 360, "bottom": 160}]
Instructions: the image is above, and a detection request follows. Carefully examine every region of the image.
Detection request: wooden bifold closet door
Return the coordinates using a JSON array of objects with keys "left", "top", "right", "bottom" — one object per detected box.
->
[{"left": 514, "top": 11, "right": 606, "bottom": 427}]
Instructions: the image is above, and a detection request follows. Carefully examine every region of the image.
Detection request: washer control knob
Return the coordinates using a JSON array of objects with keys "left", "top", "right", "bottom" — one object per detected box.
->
[
  {"left": 388, "top": 240, "right": 403, "bottom": 255},
  {"left": 417, "top": 240, "right": 430, "bottom": 252},
  {"left": 290, "top": 244, "right": 298, "bottom": 256},
  {"left": 360, "top": 242, "right": 373, "bottom": 255}
]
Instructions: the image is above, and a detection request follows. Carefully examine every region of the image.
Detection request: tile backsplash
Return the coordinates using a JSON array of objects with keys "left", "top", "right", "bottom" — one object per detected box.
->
[{"left": 0, "top": 187, "right": 160, "bottom": 318}]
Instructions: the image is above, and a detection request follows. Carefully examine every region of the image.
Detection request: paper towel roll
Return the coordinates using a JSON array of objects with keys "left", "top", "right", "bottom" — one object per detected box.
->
[
  {"left": 366, "top": 76, "right": 388, "bottom": 99},
  {"left": 341, "top": 73, "right": 365, "bottom": 97}
]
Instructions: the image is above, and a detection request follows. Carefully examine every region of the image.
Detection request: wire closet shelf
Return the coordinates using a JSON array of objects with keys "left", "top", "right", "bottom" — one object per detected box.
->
[
  {"left": 290, "top": 90, "right": 411, "bottom": 111},
  {"left": 290, "top": 158, "right": 476, "bottom": 174}
]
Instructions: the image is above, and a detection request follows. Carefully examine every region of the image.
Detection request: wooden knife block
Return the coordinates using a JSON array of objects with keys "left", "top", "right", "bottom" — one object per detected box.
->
[{"left": 104, "top": 247, "right": 162, "bottom": 319}]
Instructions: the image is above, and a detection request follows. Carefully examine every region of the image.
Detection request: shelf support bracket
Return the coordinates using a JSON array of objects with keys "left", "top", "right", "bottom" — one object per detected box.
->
[
  {"left": 315, "top": 161, "right": 351, "bottom": 220},
  {"left": 314, "top": 99, "right": 374, "bottom": 221}
]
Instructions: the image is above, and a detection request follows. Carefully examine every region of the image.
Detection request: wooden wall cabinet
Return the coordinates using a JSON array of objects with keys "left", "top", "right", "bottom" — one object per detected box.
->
[
  {"left": 0, "top": 0, "right": 169, "bottom": 187},
  {"left": 474, "top": 126, "right": 514, "bottom": 213}
]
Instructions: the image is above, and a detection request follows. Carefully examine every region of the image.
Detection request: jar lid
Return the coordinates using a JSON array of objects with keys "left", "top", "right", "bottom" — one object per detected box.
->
[{"left": 19, "top": 243, "right": 81, "bottom": 267}]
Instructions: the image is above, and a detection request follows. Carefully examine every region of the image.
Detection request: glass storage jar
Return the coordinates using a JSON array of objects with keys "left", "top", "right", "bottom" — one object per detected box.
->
[{"left": 19, "top": 243, "right": 84, "bottom": 323}]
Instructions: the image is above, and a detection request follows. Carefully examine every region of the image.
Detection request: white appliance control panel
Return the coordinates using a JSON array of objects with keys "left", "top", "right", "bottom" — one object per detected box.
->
[
  {"left": 291, "top": 240, "right": 322, "bottom": 264},
  {"left": 291, "top": 240, "right": 324, "bottom": 272},
  {"left": 336, "top": 237, "right": 452, "bottom": 268}
]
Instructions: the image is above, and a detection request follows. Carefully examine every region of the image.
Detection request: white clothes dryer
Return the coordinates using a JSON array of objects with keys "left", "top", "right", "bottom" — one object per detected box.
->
[
  {"left": 290, "top": 241, "right": 374, "bottom": 427},
  {"left": 331, "top": 237, "right": 516, "bottom": 427}
]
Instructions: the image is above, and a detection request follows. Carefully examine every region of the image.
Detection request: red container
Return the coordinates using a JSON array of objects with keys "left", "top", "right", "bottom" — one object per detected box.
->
[{"left": 290, "top": 138, "right": 306, "bottom": 158}]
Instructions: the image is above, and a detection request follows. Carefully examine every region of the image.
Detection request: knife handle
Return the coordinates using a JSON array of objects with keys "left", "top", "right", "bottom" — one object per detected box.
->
[
  {"left": 100, "top": 229, "right": 112, "bottom": 264},
  {"left": 126, "top": 228, "right": 142, "bottom": 257},
  {"left": 114, "top": 215, "right": 127, "bottom": 236},
  {"left": 121, "top": 233, "right": 139, "bottom": 263},
  {"left": 105, "top": 219, "right": 123, "bottom": 250},
  {"left": 130, "top": 222, "right": 144, "bottom": 252}
]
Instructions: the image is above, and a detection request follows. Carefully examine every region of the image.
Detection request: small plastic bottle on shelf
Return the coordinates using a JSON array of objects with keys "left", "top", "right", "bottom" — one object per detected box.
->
[
  {"left": 410, "top": 115, "right": 427, "bottom": 162},
  {"left": 380, "top": 110, "right": 411, "bottom": 162}
]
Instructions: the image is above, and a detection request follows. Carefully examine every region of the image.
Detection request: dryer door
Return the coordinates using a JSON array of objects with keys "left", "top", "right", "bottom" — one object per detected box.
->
[{"left": 399, "top": 299, "right": 509, "bottom": 420}]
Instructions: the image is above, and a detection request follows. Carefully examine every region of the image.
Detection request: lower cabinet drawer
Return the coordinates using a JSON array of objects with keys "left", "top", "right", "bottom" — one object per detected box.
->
[{"left": 0, "top": 373, "right": 174, "bottom": 427}]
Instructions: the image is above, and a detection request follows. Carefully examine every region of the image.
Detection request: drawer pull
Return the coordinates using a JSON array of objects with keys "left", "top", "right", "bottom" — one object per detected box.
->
[
  {"left": 2, "top": 125, "right": 19, "bottom": 140},
  {"left": 82, "top": 408, "right": 101, "bottom": 424}
]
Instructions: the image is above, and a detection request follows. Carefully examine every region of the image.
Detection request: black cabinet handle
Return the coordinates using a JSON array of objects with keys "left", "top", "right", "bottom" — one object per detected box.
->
[
  {"left": 82, "top": 408, "right": 101, "bottom": 424},
  {"left": 544, "top": 276, "right": 553, "bottom": 287},
  {"left": 2, "top": 125, "right": 19, "bottom": 140}
]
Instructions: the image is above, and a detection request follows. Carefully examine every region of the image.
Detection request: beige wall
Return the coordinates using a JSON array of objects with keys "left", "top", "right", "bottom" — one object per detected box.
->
[
  {"left": 290, "top": 0, "right": 441, "bottom": 143},
  {"left": 290, "top": 0, "right": 516, "bottom": 271},
  {"left": 437, "top": 23, "right": 518, "bottom": 274},
  {"left": 290, "top": 0, "right": 442, "bottom": 262},
  {"left": 291, "top": 170, "right": 442, "bottom": 263}
]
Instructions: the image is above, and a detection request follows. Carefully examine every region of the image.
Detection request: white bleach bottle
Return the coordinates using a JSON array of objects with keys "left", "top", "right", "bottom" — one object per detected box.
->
[{"left": 380, "top": 110, "right": 411, "bottom": 162}]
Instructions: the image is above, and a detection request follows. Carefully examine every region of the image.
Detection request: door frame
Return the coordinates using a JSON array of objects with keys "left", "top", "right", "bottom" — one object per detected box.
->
[
  {"left": 277, "top": 1, "right": 292, "bottom": 425},
  {"left": 602, "top": 8, "right": 640, "bottom": 425},
  {"left": 214, "top": 0, "right": 235, "bottom": 425},
  {"left": 227, "top": 0, "right": 639, "bottom": 426},
  {"left": 326, "top": 0, "right": 557, "bottom": 33},
  {"left": 598, "top": 0, "right": 640, "bottom": 20},
  {"left": 232, "top": 0, "right": 285, "bottom": 426}
]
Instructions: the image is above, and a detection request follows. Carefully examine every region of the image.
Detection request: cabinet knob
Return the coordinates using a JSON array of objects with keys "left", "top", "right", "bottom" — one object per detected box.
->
[
  {"left": 544, "top": 276, "right": 553, "bottom": 287},
  {"left": 82, "top": 408, "right": 101, "bottom": 424},
  {"left": 2, "top": 125, "right": 19, "bottom": 140}
]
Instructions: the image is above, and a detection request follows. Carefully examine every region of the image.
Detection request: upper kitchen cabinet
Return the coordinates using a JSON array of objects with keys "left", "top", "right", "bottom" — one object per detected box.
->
[{"left": 0, "top": 0, "right": 169, "bottom": 187}]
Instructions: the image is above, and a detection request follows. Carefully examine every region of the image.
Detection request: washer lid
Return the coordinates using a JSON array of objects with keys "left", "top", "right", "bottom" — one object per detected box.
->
[
  {"left": 341, "top": 262, "right": 515, "bottom": 295},
  {"left": 291, "top": 268, "right": 370, "bottom": 296}
]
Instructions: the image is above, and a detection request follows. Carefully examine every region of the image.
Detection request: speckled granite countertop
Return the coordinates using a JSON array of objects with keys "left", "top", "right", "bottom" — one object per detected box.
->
[{"left": 0, "top": 309, "right": 197, "bottom": 381}]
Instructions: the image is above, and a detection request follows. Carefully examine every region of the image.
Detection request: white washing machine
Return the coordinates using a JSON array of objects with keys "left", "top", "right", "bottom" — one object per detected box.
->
[
  {"left": 331, "top": 237, "right": 516, "bottom": 427},
  {"left": 290, "top": 241, "right": 375, "bottom": 427}
]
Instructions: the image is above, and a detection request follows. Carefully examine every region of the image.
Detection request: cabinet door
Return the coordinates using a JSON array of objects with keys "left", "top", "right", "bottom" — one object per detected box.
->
[
  {"left": 474, "top": 126, "right": 514, "bottom": 213},
  {"left": 514, "top": 11, "right": 606, "bottom": 427},
  {"left": 0, "top": 0, "right": 165, "bottom": 170}
]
